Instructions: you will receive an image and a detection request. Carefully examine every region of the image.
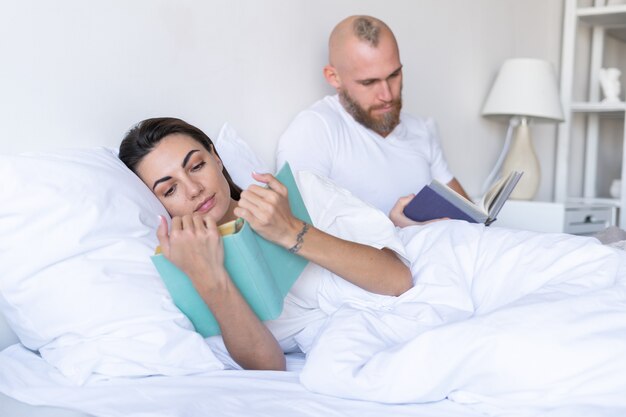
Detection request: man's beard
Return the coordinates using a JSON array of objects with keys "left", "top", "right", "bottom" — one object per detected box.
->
[{"left": 339, "top": 89, "right": 402, "bottom": 136}]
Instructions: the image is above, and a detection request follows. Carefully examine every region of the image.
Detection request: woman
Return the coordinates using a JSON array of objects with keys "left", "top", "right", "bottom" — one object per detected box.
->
[{"left": 118, "top": 117, "right": 413, "bottom": 372}]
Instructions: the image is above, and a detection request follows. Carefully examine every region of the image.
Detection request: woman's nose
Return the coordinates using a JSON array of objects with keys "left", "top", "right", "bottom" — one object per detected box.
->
[{"left": 187, "top": 180, "right": 204, "bottom": 199}]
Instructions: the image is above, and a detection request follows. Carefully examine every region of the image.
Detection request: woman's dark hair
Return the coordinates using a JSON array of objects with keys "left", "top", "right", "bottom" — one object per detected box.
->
[{"left": 119, "top": 117, "right": 242, "bottom": 200}]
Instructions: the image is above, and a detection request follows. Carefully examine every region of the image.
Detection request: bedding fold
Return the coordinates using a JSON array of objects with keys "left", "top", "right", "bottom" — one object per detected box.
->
[{"left": 300, "top": 222, "right": 626, "bottom": 411}]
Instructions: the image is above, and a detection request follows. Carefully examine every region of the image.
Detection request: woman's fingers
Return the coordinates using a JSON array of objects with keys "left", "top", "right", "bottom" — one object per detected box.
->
[
  {"left": 181, "top": 214, "right": 195, "bottom": 232},
  {"left": 156, "top": 215, "right": 171, "bottom": 256},
  {"left": 251, "top": 172, "right": 287, "bottom": 195},
  {"left": 193, "top": 214, "right": 210, "bottom": 235},
  {"left": 237, "top": 176, "right": 288, "bottom": 225},
  {"left": 168, "top": 214, "right": 219, "bottom": 244}
]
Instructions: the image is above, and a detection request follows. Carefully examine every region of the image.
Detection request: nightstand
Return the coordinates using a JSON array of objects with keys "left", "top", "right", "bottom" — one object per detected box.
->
[{"left": 493, "top": 200, "right": 617, "bottom": 235}]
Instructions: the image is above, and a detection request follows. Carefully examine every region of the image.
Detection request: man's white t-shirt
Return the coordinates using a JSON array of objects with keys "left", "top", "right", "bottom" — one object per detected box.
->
[{"left": 276, "top": 94, "right": 454, "bottom": 215}]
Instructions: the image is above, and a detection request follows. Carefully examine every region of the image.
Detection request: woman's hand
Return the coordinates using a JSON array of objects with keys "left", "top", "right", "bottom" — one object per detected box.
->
[
  {"left": 389, "top": 194, "right": 449, "bottom": 227},
  {"left": 156, "top": 215, "right": 285, "bottom": 371},
  {"left": 234, "top": 172, "right": 301, "bottom": 249},
  {"left": 156, "top": 214, "right": 227, "bottom": 293}
]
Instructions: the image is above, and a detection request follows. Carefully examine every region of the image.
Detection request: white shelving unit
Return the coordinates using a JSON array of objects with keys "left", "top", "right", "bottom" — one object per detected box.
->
[{"left": 556, "top": 0, "right": 626, "bottom": 228}]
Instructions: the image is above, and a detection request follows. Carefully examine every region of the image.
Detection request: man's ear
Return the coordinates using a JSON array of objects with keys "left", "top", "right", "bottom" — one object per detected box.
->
[{"left": 323, "top": 65, "right": 342, "bottom": 90}]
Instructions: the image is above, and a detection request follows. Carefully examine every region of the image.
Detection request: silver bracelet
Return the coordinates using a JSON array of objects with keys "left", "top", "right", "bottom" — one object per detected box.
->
[{"left": 288, "top": 222, "right": 310, "bottom": 254}]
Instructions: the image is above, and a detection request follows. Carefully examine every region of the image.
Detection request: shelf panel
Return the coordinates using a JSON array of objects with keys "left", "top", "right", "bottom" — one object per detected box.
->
[
  {"left": 566, "top": 197, "right": 621, "bottom": 208},
  {"left": 578, "top": 5, "right": 626, "bottom": 28},
  {"left": 570, "top": 101, "right": 626, "bottom": 113}
]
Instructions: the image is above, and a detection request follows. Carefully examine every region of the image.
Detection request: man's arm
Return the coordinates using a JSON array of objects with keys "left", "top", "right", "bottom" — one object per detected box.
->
[{"left": 447, "top": 178, "right": 470, "bottom": 201}]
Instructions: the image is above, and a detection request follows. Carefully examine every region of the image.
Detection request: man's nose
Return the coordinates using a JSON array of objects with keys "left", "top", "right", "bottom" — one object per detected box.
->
[{"left": 378, "top": 80, "right": 392, "bottom": 102}]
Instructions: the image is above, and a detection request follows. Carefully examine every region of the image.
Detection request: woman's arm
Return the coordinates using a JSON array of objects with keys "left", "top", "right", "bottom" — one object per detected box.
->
[
  {"left": 157, "top": 215, "right": 285, "bottom": 371},
  {"left": 234, "top": 174, "right": 413, "bottom": 296}
]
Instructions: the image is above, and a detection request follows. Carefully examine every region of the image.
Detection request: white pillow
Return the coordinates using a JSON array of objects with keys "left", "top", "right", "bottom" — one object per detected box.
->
[
  {"left": 214, "top": 122, "right": 271, "bottom": 188},
  {"left": 0, "top": 147, "right": 224, "bottom": 384}
]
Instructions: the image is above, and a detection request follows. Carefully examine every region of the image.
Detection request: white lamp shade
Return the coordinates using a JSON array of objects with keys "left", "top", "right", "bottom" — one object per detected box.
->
[{"left": 482, "top": 58, "right": 564, "bottom": 122}]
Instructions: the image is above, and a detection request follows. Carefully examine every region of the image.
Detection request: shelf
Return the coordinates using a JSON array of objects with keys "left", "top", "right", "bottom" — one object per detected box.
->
[
  {"left": 570, "top": 101, "right": 626, "bottom": 114},
  {"left": 566, "top": 196, "right": 621, "bottom": 207},
  {"left": 578, "top": 5, "right": 626, "bottom": 27},
  {"left": 556, "top": 1, "right": 626, "bottom": 228}
]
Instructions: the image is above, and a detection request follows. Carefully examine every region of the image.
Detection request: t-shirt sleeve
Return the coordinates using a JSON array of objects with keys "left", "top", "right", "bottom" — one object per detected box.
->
[
  {"left": 297, "top": 171, "right": 408, "bottom": 265},
  {"left": 296, "top": 171, "right": 410, "bottom": 312},
  {"left": 276, "top": 111, "right": 334, "bottom": 179},
  {"left": 424, "top": 117, "right": 454, "bottom": 184}
]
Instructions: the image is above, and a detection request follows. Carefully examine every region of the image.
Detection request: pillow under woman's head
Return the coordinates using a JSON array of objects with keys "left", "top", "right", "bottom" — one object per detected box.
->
[{"left": 0, "top": 147, "right": 223, "bottom": 384}]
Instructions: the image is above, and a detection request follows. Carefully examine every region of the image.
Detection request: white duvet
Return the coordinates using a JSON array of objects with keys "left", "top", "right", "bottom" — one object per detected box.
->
[
  {"left": 300, "top": 221, "right": 626, "bottom": 414},
  {"left": 2, "top": 221, "right": 626, "bottom": 417}
]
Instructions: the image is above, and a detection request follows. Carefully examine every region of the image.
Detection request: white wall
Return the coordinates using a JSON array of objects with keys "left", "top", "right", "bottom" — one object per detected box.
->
[{"left": 0, "top": 0, "right": 563, "bottom": 199}]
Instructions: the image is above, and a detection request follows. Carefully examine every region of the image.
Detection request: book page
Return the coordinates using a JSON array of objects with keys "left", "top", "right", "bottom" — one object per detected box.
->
[
  {"left": 430, "top": 180, "right": 489, "bottom": 220},
  {"left": 218, "top": 218, "right": 243, "bottom": 236},
  {"left": 479, "top": 175, "right": 508, "bottom": 213},
  {"left": 482, "top": 171, "right": 523, "bottom": 220}
]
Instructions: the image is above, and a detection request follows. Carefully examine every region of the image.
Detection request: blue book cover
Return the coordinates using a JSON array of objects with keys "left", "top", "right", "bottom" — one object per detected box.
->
[
  {"left": 403, "top": 183, "right": 483, "bottom": 224},
  {"left": 151, "top": 163, "right": 312, "bottom": 337},
  {"left": 403, "top": 172, "right": 522, "bottom": 225}
]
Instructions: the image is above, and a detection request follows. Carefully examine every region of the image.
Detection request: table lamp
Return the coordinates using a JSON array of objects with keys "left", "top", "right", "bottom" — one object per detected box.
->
[{"left": 482, "top": 58, "right": 564, "bottom": 199}]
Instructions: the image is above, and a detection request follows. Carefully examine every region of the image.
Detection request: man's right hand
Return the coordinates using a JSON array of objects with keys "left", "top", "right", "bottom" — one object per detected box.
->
[{"left": 388, "top": 194, "right": 449, "bottom": 227}]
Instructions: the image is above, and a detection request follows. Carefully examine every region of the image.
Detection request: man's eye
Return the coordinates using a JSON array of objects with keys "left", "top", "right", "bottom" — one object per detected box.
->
[
  {"left": 360, "top": 80, "right": 375, "bottom": 86},
  {"left": 191, "top": 162, "right": 206, "bottom": 171},
  {"left": 164, "top": 185, "right": 176, "bottom": 197}
]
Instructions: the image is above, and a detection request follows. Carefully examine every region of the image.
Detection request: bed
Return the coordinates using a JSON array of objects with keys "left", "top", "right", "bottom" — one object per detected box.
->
[
  {"left": 1, "top": 126, "right": 626, "bottom": 417},
  {"left": 0, "top": 330, "right": 484, "bottom": 417}
]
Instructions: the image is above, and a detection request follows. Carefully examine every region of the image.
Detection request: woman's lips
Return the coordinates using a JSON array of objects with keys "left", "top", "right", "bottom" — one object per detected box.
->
[{"left": 195, "top": 195, "right": 216, "bottom": 214}]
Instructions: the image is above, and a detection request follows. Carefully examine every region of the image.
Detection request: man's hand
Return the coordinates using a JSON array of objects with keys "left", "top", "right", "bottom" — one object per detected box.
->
[{"left": 388, "top": 194, "right": 449, "bottom": 227}]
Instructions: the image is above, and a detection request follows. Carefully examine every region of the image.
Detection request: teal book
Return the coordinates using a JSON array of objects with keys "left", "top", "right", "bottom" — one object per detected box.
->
[{"left": 151, "top": 163, "right": 312, "bottom": 337}]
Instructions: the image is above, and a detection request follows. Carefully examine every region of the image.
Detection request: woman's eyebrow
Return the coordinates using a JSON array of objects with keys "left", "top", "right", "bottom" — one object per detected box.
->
[
  {"left": 152, "top": 176, "right": 171, "bottom": 191},
  {"left": 182, "top": 149, "right": 200, "bottom": 168},
  {"left": 152, "top": 149, "right": 201, "bottom": 190}
]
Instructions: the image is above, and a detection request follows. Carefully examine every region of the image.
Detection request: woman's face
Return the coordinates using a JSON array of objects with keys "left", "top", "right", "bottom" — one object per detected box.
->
[{"left": 136, "top": 133, "right": 237, "bottom": 223}]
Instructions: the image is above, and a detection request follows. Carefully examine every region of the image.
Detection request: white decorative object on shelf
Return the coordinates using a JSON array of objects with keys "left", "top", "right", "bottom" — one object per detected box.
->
[
  {"left": 599, "top": 67, "right": 622, "bottom": 103},
  {"left": 610, "top": 179, "right": 622, "bottom": 198}
]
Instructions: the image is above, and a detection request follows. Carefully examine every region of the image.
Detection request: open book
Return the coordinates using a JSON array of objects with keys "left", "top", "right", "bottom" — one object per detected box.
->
[
  {"left": 402, "top": 171, "right": 523, "bottom": 226},
  {"left": 151, "top": 163, "right": 312, "bottom": 337}
]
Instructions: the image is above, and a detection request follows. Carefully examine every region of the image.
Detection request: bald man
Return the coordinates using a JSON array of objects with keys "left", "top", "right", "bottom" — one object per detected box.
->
[{"left": 276, "top": 15, "right": 468, "bottom": 223}]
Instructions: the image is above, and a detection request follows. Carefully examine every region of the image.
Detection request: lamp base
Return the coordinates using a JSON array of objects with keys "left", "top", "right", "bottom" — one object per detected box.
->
[{"left": 501, "top": 117, "right": 540, "bottom": 200}]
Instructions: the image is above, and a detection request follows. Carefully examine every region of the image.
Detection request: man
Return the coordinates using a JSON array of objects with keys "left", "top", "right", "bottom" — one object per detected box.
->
[{"left": 276, "top": 15, "right": 468, "bottom": 221}]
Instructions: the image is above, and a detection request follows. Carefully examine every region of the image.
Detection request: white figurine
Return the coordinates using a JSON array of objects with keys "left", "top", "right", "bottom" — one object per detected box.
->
[
  {"left": 599, "top": 67, "right": 622, "bottom": 103},
  {"left": 610, "top": 179, "right": 622, "bottom": 199}
]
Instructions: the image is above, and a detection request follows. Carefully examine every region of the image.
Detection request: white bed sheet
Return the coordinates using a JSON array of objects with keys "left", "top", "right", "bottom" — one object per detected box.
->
[
  {"left": 0, "top": 344, "right": 484, "bottom": 417},
  {"left": 0, "top": 391, "right": 92, "bottom": 417}
]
